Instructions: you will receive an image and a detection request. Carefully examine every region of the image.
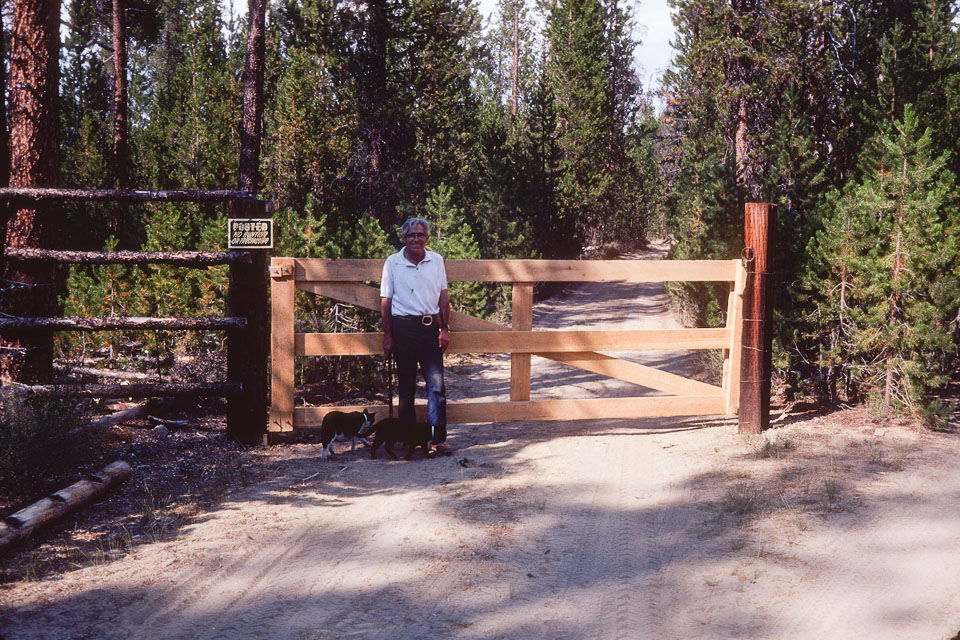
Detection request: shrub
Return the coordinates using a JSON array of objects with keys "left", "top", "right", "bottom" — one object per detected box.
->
[{"left": 0, "top": 391, "right": 96, "bottom": 495}]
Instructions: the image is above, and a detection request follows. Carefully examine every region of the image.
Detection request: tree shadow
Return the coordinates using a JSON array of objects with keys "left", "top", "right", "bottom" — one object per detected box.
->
[{"left": 5, "top": 412, "right": 959, "bottom": 640}]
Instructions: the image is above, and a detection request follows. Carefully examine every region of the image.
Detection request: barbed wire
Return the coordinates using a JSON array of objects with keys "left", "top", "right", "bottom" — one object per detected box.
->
[
  {"left": 0, "top": 277, "right": 55, "bottom": 287},
  {"left": 0, "top": 344, "right": 50, "bottom": 356}
]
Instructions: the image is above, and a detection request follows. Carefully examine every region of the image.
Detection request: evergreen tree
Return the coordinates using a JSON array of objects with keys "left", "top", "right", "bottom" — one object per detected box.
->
[
  {"left": 424, "top": 184, "right": 494, "bottom": 317},
  {"left": 524, "top": 62, "right": 569, "bottom": 257},
  {"left": 262, "top": 0, "right": 355, "bottom": 215},
  {"left": 398, "top": 0, "right": 485, "bottom": 218},
  {"left": 803, "top": 188, "right": 873, "bottom": 404},
  {"left": 548, "top": 0, "right": 614, "bottom": 249},
  {"left": 2, "top": 0, "right": 62, "bottom": 384},
  {"left": 809, "top": 106, "right": 960, "bottom": 423}
]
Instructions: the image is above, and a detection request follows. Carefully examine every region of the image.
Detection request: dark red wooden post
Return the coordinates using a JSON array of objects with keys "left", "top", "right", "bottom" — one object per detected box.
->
[
  {"left": 739, "top": 202, "right": 775, "bottom": 434},
  {"left": 227, "top": 198, "right": 270, "bottom": 444}
]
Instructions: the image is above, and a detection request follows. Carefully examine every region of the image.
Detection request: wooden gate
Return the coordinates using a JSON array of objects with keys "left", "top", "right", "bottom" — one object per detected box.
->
[{"left": 268, "top": 257, "right": 746, "bottom": 433}]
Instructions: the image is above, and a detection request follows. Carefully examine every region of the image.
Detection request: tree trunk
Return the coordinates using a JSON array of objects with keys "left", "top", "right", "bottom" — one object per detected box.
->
[
  {"left": 0, "top": 18, "right": 9, "bottom": 281},
  {"left": 364, "top": 0, "right": 392, "bottom": 229},
  {"left": 112, "top": 0, "right": 129, "bottom": 189},
  {"left": 2, "top": 0, "right": 61, "bottom": 385},
  {"left": 728, "top": 0, "right": 764, "bottom": 202},
  {"left": 512, "top": 1, "right": 519, "bottom": 118},
  {"left": 238, "top": 0, "right": 266, "bottom": 194},
  {"left": 0, "top": 461, "right": 131, "bottom": 552}
]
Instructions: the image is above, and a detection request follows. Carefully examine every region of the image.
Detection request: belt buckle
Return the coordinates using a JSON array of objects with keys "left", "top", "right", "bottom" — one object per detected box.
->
[{"left": 421, "top": 315, "right": 434, "bottom": 327}]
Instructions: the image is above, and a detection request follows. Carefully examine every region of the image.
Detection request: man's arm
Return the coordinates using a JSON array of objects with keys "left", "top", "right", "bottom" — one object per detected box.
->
[
  {"left": 381, "top": 296, "right": 393, "bottom": 354},
  {"left": 438, "top": 289, "right": 451, "bottom": 352}
]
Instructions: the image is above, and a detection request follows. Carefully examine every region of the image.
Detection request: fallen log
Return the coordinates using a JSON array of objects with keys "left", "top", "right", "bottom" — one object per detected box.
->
[
  {"left": 148, "top": 415, "right": 189, "bottom": 428},
  {"left": 0, "top": 461, "right": 132, "bottom": 553},
  {"left": 86, "top": 402, "right": 153, "bottom": 431},
  {"left": 53, "top": 364, "right": 152, "bottom": 381}
]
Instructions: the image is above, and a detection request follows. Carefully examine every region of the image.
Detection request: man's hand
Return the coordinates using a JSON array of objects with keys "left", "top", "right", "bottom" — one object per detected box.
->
[
  {"left": 439, "top": 327, "right": 450, "bottom": 353},
  {"left": 383, "top": 333, "right": 393, "bottom": 355},
  {"left": 380, "top": 296, "right": 393, "bottom": 355}
]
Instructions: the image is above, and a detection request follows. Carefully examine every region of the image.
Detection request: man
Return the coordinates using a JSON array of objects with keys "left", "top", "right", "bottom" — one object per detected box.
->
[{"left": 380, "top": 217, "right": 452, "bottom": 455}]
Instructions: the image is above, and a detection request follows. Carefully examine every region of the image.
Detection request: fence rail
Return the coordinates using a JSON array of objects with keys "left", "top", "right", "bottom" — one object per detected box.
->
[
  {"left": 4, "top": 248, "right": 252, "bottom": 265},
  {"left": 0, "top": 187, "right": 258, "bottom": 202},
  {"left": 269, "top": 257, "right": 747, "bottom": 434},
  {"left": 0, "top": 317, "right": 247, "bottom": 331},
  {"left": 0, "top": 187, "right": 270, "bottom": 444},
  {"left": 20, "top": 382, "right": 241, "bottom": 399}
]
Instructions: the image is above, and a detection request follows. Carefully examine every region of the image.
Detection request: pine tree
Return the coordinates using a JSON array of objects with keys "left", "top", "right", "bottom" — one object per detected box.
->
[
  {"left": 2, "top": 0, "right": 62, "bottom": 384},
  {"left": 810, "top": 106, "right": 960, "bottom": 423},
  {"left": 548, "top": 0, "right": 614, "bottom": 249},
  {"left": 424, "top": 184, "right": 494, "bottom": 317},
  {"left": 399, "top": 0, "right": 485, "bottom": 216},
  {"left": 262, "top": 0, "right": 355, "bottom": 215},
  {"left": 804, "top": 188, "right": 873, "bottom": 404}
]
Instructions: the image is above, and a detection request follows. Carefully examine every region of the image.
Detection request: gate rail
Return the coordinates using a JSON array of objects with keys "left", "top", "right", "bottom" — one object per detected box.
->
[{"left": 269, "top": 257, "right": 746, "bottom": 433}]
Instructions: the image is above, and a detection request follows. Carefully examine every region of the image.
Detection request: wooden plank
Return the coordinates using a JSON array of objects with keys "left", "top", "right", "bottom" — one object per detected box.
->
[
  {"left": 295, "top": 258, "right": 739, "bottom": 284},
  {"left": 543, "top": 352, "right": 721, "bottom": 396},
  {"left": 724, "top": 259, "right": 747, "bottom": 415},
  {"left": 297, "top": 327, "right": 732, "bottom": 356},
  {"left": 295, "top": 395, "right": 725, "bottom": 427},
  {"left": 269, "top": 258, "right": 296, "bottom": 432},
  {"left": 511, "top": 283, "right": 533, "bottom": 401},
  {"left": 298, "top": 281, "right": 380, "bottom": 311}
]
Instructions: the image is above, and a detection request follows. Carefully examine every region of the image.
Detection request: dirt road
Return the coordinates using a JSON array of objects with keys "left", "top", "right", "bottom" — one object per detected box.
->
[{"left": 3, "top": 242, "right": 960, "bottom": 639}]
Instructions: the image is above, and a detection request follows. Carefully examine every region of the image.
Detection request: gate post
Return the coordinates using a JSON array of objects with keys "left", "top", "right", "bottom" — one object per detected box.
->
[
  {"left": 227, "top": 198, "right": 270, "bottom": 444},
  {"left": 739, "top": 202, "right": 775, "bottom": 434},
  {"left": 268, "top": 257, "right": 296, "bottom": 436},
  {"left": 510, "top": 282, "right": 533, "bottom": 401}
]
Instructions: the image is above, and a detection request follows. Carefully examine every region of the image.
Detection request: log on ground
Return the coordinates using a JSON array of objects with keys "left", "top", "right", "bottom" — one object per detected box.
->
[{"left": 0, "top": 461, "right": 132, "bottom": 553}]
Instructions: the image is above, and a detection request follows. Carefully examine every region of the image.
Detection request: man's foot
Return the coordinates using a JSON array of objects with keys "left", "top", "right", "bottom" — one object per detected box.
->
[{"left": 429, "top": 442, "right": 453, "bottom": 456}]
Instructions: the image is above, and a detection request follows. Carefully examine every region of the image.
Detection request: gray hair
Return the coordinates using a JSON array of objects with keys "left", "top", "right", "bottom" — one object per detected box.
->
[{"left": 401, "top": 217, "right": 430, "bottom": 237}]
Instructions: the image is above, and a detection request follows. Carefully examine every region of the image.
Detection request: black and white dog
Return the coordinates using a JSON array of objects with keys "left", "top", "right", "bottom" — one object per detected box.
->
[{"left": 320, "top": 409, "right": 374, "bottom": 460}]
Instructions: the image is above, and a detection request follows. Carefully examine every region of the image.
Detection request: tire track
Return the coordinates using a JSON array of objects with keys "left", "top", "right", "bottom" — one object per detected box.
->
[
  {"left": 209, "top": 488, "right": 445, "bottom": 640},
  {"left": 118, "top": 518, "right": 316, "bottom": 636},
  {"left": 138, "top": 514, "right": 333, "bottom": 639}
]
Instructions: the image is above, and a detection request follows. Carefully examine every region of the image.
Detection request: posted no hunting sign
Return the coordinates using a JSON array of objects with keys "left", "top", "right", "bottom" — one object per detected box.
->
[{"left": 228, "top": 218, "right": 273, "bottom": 249}]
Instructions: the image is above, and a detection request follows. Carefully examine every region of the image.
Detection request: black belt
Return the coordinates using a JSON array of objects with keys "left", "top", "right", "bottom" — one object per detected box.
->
[{"left": 394, "top": 314, "right": 438, "bottom": 326}]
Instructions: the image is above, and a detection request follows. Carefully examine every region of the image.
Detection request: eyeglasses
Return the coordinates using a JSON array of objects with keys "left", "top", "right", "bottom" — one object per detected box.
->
[{"left": 404, "top": 233, "right": 427, "bottom": 239}]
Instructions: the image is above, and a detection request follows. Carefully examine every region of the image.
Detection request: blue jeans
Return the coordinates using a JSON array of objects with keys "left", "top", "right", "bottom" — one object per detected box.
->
[{"left": 391, "top": 318, "right": 446, "bottom": 442}]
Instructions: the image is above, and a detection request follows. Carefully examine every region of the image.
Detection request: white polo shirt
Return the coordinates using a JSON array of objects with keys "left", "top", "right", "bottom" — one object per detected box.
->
[{"left": 380, "top": 249, "right": 448, "bottom": 316}]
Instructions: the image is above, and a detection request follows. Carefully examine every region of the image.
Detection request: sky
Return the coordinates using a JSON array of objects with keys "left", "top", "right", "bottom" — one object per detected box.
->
[{"left": 632, "top": 0, "right": 677, "bottom": 94}]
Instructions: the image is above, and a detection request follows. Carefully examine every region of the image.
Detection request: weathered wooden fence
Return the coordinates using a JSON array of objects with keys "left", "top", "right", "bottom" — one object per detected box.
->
[
  {"left": 268, "top": 257, "right": 747, "bottom": 434},
  {"left": 0, "top": 188, "right": 271, "bottom": 444}
]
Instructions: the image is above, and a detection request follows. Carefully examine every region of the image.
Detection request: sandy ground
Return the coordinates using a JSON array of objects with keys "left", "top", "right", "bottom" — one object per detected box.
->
[{"left": 3, "top": 241, "right": 960, "bottom": 640}]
